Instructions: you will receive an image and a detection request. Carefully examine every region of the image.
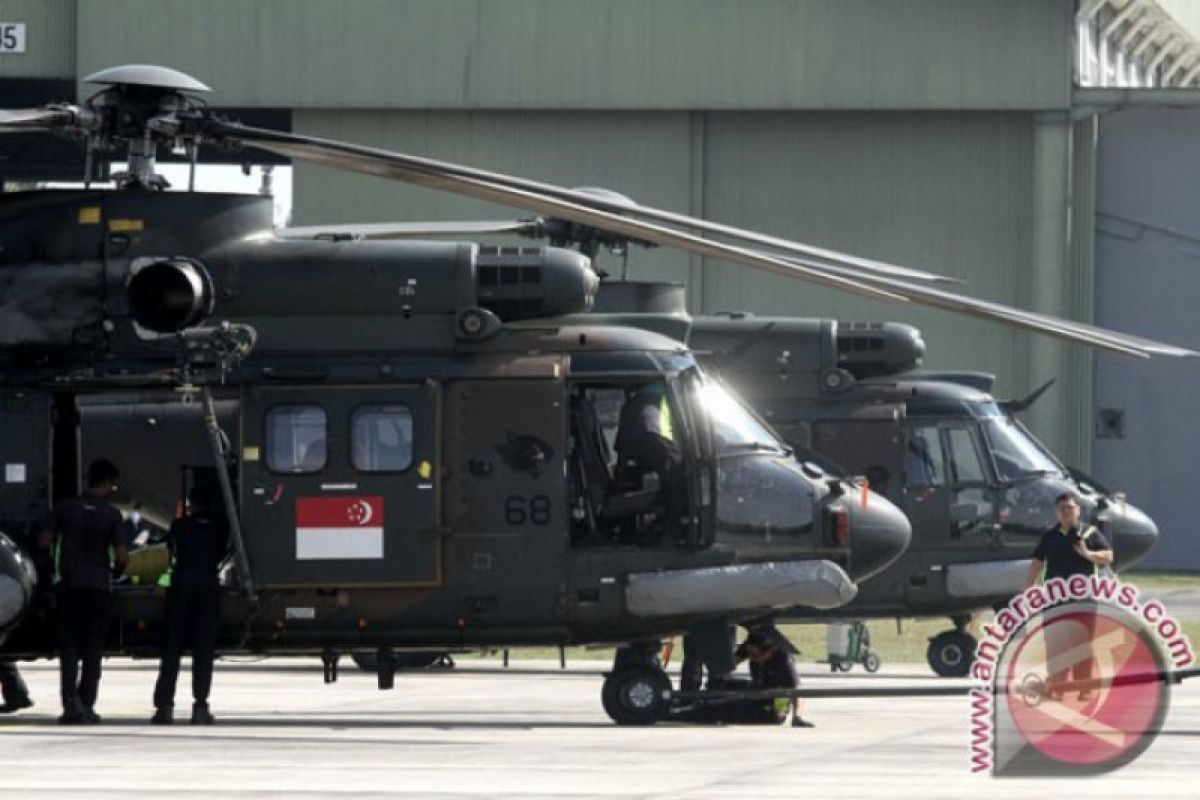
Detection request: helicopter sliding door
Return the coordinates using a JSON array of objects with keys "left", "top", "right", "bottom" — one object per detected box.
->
[
  {"left": 239, "top": 384, "right": 440, "bottom": 588},
  {"left": 441, "top": 373, "right": 567, "bottom": 625}
]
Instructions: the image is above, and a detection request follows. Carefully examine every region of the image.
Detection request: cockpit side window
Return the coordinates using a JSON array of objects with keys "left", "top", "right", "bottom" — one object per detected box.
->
[
  {"left": 944, "top": 426, "right": 988, "bottom": 485},
  {"left": 904, "top": 425, "right": 945, "bottom": 487}
]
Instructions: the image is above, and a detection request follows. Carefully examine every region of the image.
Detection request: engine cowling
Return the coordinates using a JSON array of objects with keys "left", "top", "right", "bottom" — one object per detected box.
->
[{"left": 0, "top": 532, "right": 36, "bottom": 647}]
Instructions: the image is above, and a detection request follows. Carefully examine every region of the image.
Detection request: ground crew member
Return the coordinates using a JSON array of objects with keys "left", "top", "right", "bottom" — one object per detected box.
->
[
  {"left": 0, "top": 661, "right": 32, "bottom": 714},
  {"left": 39, "top": 458, "right": 127, "bottom": 724},
  {"left": 1026, "top": 491, "right": 1114, "bottom": 701},
  {"left": 614, "top": 383, "right": 686, "bottom": 533},
  {"left": 737, "top": 631, "right": 815, "bottom": 728},
  {"left": 151, "top": 481, "right": 229, "bottom": 725}
]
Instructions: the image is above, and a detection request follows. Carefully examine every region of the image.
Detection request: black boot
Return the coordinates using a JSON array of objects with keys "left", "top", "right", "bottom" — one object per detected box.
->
[
  {"left": 191, "top": 701, "right": 214, "bottom": 725},
  {"left": 151, "top": 706, "right": 174, "bottom": 725},
  {"left": 0, "top": 696, "right": 33, "bottom": 714},
  {"left": 58, "top": 698, "right": 87, "bottom": 725}
]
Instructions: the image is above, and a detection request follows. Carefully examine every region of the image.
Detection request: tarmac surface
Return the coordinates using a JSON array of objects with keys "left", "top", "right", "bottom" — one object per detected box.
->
[
  {"left": 0, "top": 657, "right": 1197, "bottom": 798},
  {"left": 1146, "top": 586, "right": 1200, "bottom": 621}
]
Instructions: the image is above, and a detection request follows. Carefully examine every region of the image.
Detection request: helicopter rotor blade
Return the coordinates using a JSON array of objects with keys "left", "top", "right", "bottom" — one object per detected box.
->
[
  {"left": 206, "top": 120, "right": 1194, "bottom": 358},
  {"left": 277, "top": 219, "right": 543, "bottom": 240},
  {"left": 214, "top": 121, "right": 960, "bottom": 284},
  {"left": 776, "top": 251, "right": 1197, "bottom": 358},
  {"left": 0, "top": 106, "right": 77, "bottom": 133},
  {"left": 207, "top": 121, "right": 912, "bottom": 304},
  {"left": 758, "top": 251, "right": 964, "bottom": 285}
]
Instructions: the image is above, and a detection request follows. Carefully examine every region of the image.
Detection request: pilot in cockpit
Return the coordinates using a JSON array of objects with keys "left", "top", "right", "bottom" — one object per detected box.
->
[{"left": 613, "top": 383, "right": 687, "bottom": 533}]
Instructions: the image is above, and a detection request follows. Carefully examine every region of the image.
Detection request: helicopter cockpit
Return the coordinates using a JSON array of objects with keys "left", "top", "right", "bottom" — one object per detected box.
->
[
  {"left": 897, "top": 388, "right": 1158, "bottom": 570},
  {"left": 973, "top": 402, "right": 1065, "bottom": 482},
  {"left": 570, "top": 365, "right": 853, "bottom": 558}
]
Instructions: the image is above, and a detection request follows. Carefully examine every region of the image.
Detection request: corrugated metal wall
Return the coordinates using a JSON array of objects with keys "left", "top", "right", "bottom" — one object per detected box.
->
[
  {"left": 0, "top": 0, "right": 74, "bottom": 79},
  {"left": 74, "top": 0, "right": 1072, "bottom": 109}
]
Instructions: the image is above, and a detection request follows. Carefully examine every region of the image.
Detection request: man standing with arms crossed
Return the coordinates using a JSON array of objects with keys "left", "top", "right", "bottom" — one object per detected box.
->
[{"left": 40, "top": 459, "right": 127, "bottom": 724}]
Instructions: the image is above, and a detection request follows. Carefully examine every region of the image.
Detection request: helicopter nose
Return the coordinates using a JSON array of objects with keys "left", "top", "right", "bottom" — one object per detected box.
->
[
  {"left": 1108, "top": 501, "right": 1159, "bottom": 571},
  {"left": 845, "top": 490, "right": 912, "bottom": 582}
]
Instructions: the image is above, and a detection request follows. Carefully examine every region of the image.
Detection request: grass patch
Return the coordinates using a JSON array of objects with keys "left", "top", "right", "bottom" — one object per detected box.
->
[
  {"left": 463, "top": 618, "right": 952, "bottom": 667},
  {"left": 473, "top": 615, "right": 1200, "bottom": 670},
  {"left": 1123, "top": 571, "right": 1200, "bottom": 590}
]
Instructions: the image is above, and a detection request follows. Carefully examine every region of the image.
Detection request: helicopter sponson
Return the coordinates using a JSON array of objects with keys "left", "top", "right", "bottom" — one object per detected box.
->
[{"left": 0, "top": 533, "right": 36, "bottom": 647}]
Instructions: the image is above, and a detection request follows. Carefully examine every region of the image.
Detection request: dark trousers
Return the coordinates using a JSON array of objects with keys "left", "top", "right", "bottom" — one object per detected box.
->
[
  {"left": 680, "top": 635, "right": 704, "bottom": 692},
  {"left": 0, "top": 661, "right": 30, "bottom": 704},
  {"left": 153, "top": 582, "right": 220, "bottom": 709},
  {"left": 56, "top": 587, "right": 111, "bottom": 711}
]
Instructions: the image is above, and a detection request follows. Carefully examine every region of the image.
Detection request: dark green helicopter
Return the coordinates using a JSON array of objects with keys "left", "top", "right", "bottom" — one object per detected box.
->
[
  {"left": 292, "top": 192, "right": 1182, "bottom": 680},
  {"left": 0, "top": 66, "right": 1188, "bottom": 724},
  {"left": 0, "top": 64, "right": 915, "bottom": 725}
]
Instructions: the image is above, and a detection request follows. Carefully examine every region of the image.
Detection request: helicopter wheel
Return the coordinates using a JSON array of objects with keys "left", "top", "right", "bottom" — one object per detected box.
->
[
  {"left": 601, "top": 665, "right": 671, "bottom": 725},
  {"left": 926, "top": 630, "right": 977, "bottom": 678}
]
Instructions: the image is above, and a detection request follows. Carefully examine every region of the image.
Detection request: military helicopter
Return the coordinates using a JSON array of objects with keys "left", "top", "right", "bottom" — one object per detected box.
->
[
  {"left": 291, "top": 198, "right": 1172, "bottom": 680},
  {"left": 0, "top": 66, "right": 1189, "bottom": 725},
  {"left": 675, "top": 295, "right": 1162, "bottom": 677}
]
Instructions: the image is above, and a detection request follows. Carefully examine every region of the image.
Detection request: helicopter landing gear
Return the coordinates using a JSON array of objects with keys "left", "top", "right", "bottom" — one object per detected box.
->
[
  {"left": 926, "top": 616, "right": 977, "bottom": 678},
  {"left": 602, "top": 643, "right": 671, "bottom": 725}
]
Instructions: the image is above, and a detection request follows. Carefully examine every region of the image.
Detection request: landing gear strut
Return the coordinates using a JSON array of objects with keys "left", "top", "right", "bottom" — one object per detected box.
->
[
  {"left": 926, "top": 615, "right": 977, "bottom": 678},
  {"left": 601, "top": 642, "right": 671, "bottom": 725}
]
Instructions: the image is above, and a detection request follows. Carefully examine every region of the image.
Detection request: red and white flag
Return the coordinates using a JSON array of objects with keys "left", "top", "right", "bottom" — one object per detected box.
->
[{"left": 295, "top": 496, "right": 384, "bottom": 560}]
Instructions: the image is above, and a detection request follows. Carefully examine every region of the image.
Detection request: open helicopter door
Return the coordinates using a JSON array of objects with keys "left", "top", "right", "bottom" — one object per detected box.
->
[{"left": 239, "top": 384, "right": 440, "bottom": 588}]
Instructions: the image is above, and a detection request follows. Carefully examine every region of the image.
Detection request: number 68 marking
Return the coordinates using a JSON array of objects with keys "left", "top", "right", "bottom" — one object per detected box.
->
[{"left": 505, "top": 495, "right": 551, "bottom": 525}]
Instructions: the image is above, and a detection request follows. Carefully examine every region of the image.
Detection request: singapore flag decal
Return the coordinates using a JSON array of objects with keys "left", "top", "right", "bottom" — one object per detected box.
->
[{"left": 296, "top": 496, "right": 384, "bottom": 560}]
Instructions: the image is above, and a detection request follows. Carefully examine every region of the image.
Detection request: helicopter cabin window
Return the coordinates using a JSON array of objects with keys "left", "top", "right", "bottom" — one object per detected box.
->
[
  {"left": 904, "top": 425, "right": 945, "bottom": 487},
  {"left": 266, "top": 405, "right": 327, "bottom": 473},
  {"left": 352, "top": 405, "right": 414, "bottom": 472},
  {"left": 944, "top": 427, "right": 987, "bottom": 485}
]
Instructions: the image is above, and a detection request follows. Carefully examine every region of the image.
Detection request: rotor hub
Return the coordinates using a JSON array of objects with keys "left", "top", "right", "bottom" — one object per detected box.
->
[{"left": 76, "top": 65, "right": 212, "bottom": 189}]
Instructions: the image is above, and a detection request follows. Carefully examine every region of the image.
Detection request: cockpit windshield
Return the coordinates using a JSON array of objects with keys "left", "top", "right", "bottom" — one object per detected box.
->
[
  {"left": 981, "top": 414, "right": 1063, "bottom": 481},
  {"left": 693, "top": 377, "right": 788, "bottom": 455}
]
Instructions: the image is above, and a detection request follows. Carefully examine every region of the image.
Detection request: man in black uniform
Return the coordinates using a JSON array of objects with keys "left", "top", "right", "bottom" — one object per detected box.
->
[
  {"left": 39, "top": 458, "right": 127, "bottom": 724},
  {"left": 0, "top": 661, "right": 32, "bottom": 714},
  {"left": 1026, "top": 491, "right": 1114, "bottom": 585},
  {"left": 151, "top": 481, "right": 229, "bottom": 725},
  {"left": 1026, "top": 491, "right": 1114, "bottom": 700}
]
